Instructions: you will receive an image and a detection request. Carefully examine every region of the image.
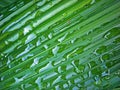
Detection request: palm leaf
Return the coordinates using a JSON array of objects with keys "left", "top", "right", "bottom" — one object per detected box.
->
[{"left": 0, "top": 0, "right": 120, "bottom": 90}]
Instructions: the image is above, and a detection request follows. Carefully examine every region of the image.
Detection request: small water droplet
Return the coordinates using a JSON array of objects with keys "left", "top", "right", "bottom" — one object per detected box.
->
[
  {"left": 14, "top": 77, "right": 23, "bottom": 83},
  {"left": 52, "top": 76, "right": 61, "bottom": 85},
  {"left": 23, "top": 25, "right": 32, "bottom": 35},
  {"left": 102, "top": 70, "right": 110, "bottom": 77},
  {"left": 36, "top": 0, "right": 46, "bottom": 7},
  {"left": 72, "top": 86, "right": 79, "bottom": 90},
  {"left": 8, "top": 33, "right": 19, "bottom": 42},
  {"left": 58, "top": 33, "right": 67, "bottom": 43},
  {"left": 39, "top": 61, "right": 53, "bottom": 72},
  {"left": 52, "top": 46, "right": 59, "bottom": 55},
  {"left": 1, "top": 76, "right": 4, "bottom": 81},
  {"left": 63, "top": 83, "right": 68, "bottom": 88},
  {"left": 22, "top": 53, "right": 34, "bottom": 61},
  {"left": 5, "top": 41, "right": 9, "bottom": 45},
  {"left": 44, "top": 44, "right": 48, "bottom": 49},
  {"left": 90, "top": 0, "right": 95, "bottom": 4},
  {"left": 35, "top": 77, "right": 42, "bottom": 88},
  {"left": 48, "top": 33, "right": 52, "bottom": 39},
  {"left": 25, "top": 33, "right": 37, "bottom": 44},
  {"left": 36, "top": 39, "right": 41, "bottom": 46}
]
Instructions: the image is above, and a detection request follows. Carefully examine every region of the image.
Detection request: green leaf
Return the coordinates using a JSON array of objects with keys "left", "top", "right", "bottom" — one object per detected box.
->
[{"left": 0, "top": 0, "right": 120, "bottom": 90}]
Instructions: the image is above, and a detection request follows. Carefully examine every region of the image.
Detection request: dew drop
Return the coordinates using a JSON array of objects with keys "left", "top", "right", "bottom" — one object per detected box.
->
[
  {"left": 22, "top": 53, "right": 33, "bottom": 61},
  {"left": 14, "top": 77, "right": 23, "bottom": 83},
  {"left": 52, "top": 46, "right": 59, "bottom": 55},
  {"left": 1, "top": 76, "right": 4, "bottom": 81},
  {"left": 35, "top": 77, "right": 42, "bottom": 88},
  {"left": 36, "top": 0, "right": 46, "bottom": 7},
  {"left": 30, "top": 57, "right": 40, "bottom": 68},
  {"left": 5, "top": 40, "right": 9, "bottom": 45},
  {"left": 44, "top": 44, "right": 48, "bottom": 49},
  {"left": 72, "top": 86, "right": 79, "bottom": 90},
  {"left": 90, "top": 0, "right": 95, "bottom": 4},
  {"left": 36, "top": 39, "right": 41, "bottom": 46},
  {"left": 39, "top": 61, "right": 53, "bottom": 72},
  {"left": 23, "top": 25, "right": 32, "bottom": 35},
  {"left": 25, "top": 33, "right": 37, "bottom": 44},
  {"left": 52, "top": 76, "right": 61, "bottom": 85},
  {"left": 63, "top": 83, "right": 68, "bottom": 88},
  {"left": 58, "top": 33, "right": 68, "bottom": 43},
  {"left": 48, "top": 33, "right": 52, "bottom": 39}
]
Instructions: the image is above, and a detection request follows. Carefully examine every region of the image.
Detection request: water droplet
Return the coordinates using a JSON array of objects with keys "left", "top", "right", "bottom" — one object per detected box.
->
[
  {"left": 102, "top": 70, "right": 110, "bottom": 77},
  {"left": 8, "top": 33, "right": 19, "bottom": 42},
  {"left": 52, "top": 76, "right": 61, "bottom": 85},
  {"left": 94, "top": 76, "right": 101, "bottom": 85},
  {"left": 36, "top": 39, "right": 41, "bottom": 46},
  {"left": 41, "top": 35, "right": 47, "bottom": 42},
  {"left": 23, "top": 25, "right": 32, "bottom": 35},
  {"left": 58, "top": 33, "right": 68, "bottom": 43},
  {"left": 71, "top": 38, "right": 76, "bottom": 44},
  {"left": 14, "top": 77, "right": 23, "bottom": 83},
  {"left": 16, "top": 44, "right": 34, "bottom": 58},
  {"left": 35, "top": 77, "right": 42, "bottom": 88},
  {"left": 25, "top": 33, "right": 37, "bottom": 44},
  {"left": 30, "top": 57, "right": 40, "bottom": 68},
  {"left": 1, "top": 76, "right": 4, "bottom": 81},
  {"left": 74, "top": 78, "right": 81, "bottom": 84},
  {"left": 7, "top": 58, "right": 10, "bottom": 65},
  {"left": 5, "top": 41, "right": 9, "bottom": 45},
  {"left": 66, "top": 72, "right": 77, "bottom": 79},
  {"left": 39, "top": 61, "right": 53, "bottom": 72},
  {"left": 48, "top": 33, "right": 52, "bottom": 39},
  {"left": 90, "top": 0, "right": 95, "bottom": 4},
  {"left": 44, "top": 44, "right": 48, "bottom": 49},
  {"left": 43, "top": 72, "right": 57, "bottom": 80},
  {"left": 52, "top": 46, "right": 59, "bottom": 55},
  {"left": 36, "top": 0, "right": 46, "bottom": 7},
  {"left": 63, "top": 83, "right": 68, "bottom": 88},
  {"left": 22, "top": 53, "right": 34, "bottom": 61},
  {"left": 72, "top": 86, "right": 79, "bottom": 90}
]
